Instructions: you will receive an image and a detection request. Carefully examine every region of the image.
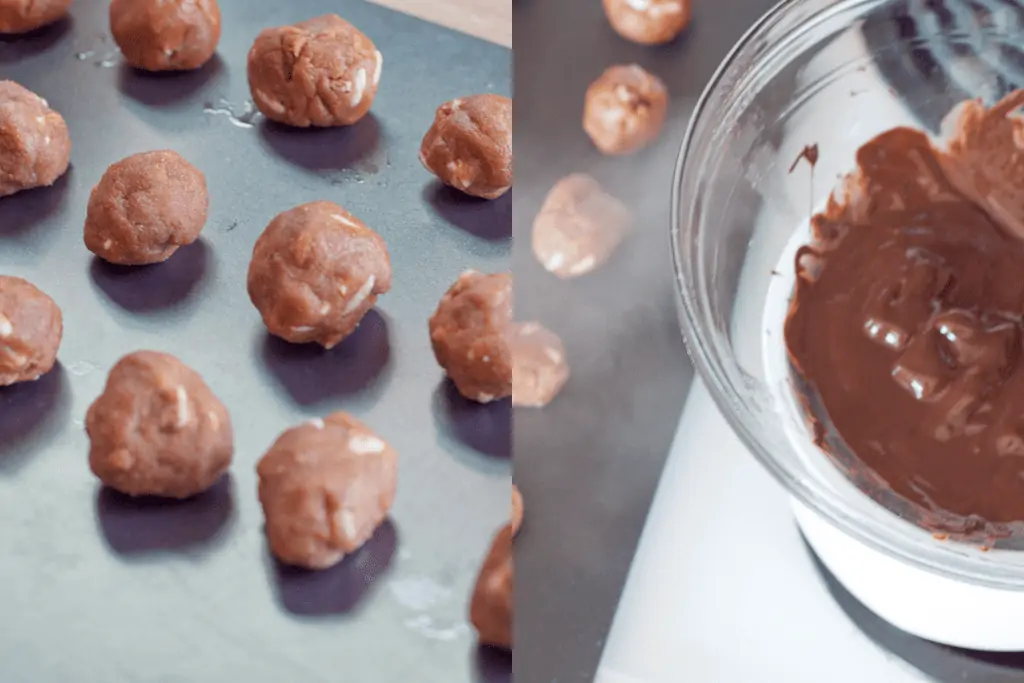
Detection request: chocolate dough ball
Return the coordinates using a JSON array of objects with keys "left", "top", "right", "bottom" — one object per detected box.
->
[
  {"left": 248, "top": 201, "right": 392, "bottom": 349},
  {"left": 0, "top": 0, "right": 72, "bottom": 34},
  {"left": 84, "top": 151, "right": 209, "bottom": 266},
  {"left": 470, "top": 524, "right": 513, "bottom": 650},
  {"left": 511, "top": 484, "right": 523, "bottom": 536},
  {"left": 419, "top": 94, "right": 512, "bottom": 200},
  {"left": 110, "top": 0, "right": 222, "bottom": 72},
  {"left": 603, "top": 0, "right": 691, "bottom": 45},
  {"left": 584, "top": 64, "right": 668, "bottom": 156},
  {"left": 0, "top": 276, "right": 62, "bottom": 386},
  {"left": 429, "top": 270, "right": 512, "bottom": 403},
  {"left": 247, "top": 14, "right": 382, "bottom": 128},
  {"left": 0, "top": 81, "right": 71, "bottom": 198},
  {"left": 86, "top": 351, "right": 233, "bottom": 499},
  {"left": 257, "top": 412, "right": 398, "bottom": 570}
]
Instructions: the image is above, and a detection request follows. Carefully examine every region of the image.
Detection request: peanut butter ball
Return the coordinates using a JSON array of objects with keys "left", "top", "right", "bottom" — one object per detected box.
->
[
  {"left": 247, "top": 201, "right": 392, "bottom": 349},
  {"left": 84, "top": 151, "right": 209, "bottom": 266},
  {"left": 603, "top": 0, "right": 691, "bottom": 45},
  {"left": 0, "top": 0, "right": 72, "bottom": 34},
  {"left": 532, "top": 173, "right": 631, "bottom": 278},
  {"left": 110, "top": 0, "right": 222, "bottom": 72},
  {"left": 257, "top": 412, "right": 398, "bottom": 570},
  {"left": 0, "top": 276, "right": 62, "bottom": 387},
  {"left": 470, "top": 524, "right": 513, "bottom": 649},
  {"left": 429, "top": 270, "right": 512, "bottom": 403},
  {"left": 0, "top": 81, "right": 71, "bottom": 198},
  {"left": 419, "top": 94, "right": 513, "bottom": 200},
  {"left": 86, "top": 351, "right": 234, "bottom": 499},
  {"left": 583, "top": 65, "right": 668, "bottom": 156},
  {"left": 247, "top": 14, "right": 382, "bottom": 128}
]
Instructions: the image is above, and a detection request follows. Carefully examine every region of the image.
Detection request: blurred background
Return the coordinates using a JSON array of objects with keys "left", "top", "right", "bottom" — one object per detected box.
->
[{"left": 513, "top": 1, "right": 774, "bottom": 680}]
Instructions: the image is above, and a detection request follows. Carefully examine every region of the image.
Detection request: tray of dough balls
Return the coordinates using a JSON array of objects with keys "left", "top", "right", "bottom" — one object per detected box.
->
[{"left": 0, "top": 1, "right": 512, "bottom": 680}]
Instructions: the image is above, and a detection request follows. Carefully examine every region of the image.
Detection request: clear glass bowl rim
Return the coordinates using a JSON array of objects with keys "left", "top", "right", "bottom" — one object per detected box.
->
[{"left": 669, "top": 0, "right": 1024, "bottom": 590}]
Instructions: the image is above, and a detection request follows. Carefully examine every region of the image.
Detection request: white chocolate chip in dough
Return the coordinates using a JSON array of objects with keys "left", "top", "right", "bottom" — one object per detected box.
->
[
  {"left": 342, "top": 276, "right": 375, "bottom": 316},
  {"left": 568, "top": 255, "right": 597, "bottom": 276},
  {"left": 349, "top": 434, "right": 385, "bottom": 454},
  {"left": 175, "top": 386, "right": 190, "bottom": 429},
  {"left": 0, "top": 314, "right": 12, "bottom": 339},
  {"left": 544, "top": 252, "right": 566, "bottom": 271},
  {"left": 255, "top": 89, "right": 285, "bottom": 115},
  {"left": 308, "top": 418, "right": 325, "bottom": 430},
  {"left": 349, "top": 68, "right": 367, "bottom": 108},
  {"left": 339, "top": 509, "right": 358, "bottom": 540},
  {"left": 0, "top": 345, "right": 27, "bottom": 367},
  {"left": 511, "top": 321, "right": 570, "bottom": 408},
  {"left": 372, "top": 50, "right": 383, "bottom": 87},
  {"left": 331, "top": 213, "right": 358, "bottom": 228}
]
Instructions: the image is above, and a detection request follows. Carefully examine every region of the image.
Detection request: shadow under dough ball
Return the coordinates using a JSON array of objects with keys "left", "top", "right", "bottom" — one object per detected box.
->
[
  {"left": 0, "top": 81, "right": 71, "bottom": 198},
  {"left": 110, "top": 0, "right": 221, "bottom": 72},
  {"left": 419, "top": 94, "right": 513, "bottom": 200},
  {"left": 602, "top": 0, "right": 691, "bottom": 45},
  {"left": 84, "top": 150, "right": 209, "bottom": 266},
  {"left": 470, "top": 523, "right": 514, "bottom": 650},
  {"left": 0, "top": 276, "right": 63, "bottom": 387},
  {"left": 583, "top": 64, "right": 668, "bottom": 156},
  {"left": 0, "top": 0, "right": 72, "bottom": 34},
  {"left": 247, "top": 13, "right": 382, "bottom": 128},
  {"left": 86, "top": 351, "right": 234, "bottom": 499},
  {"left": 257, "top": 412, "right": 398, "bottom": 570},
  {"left": 248, "top": 201, "right": 392, "bottom": 349},
  {"left": 429, "top": 270, "right": 512, "bottom": 403}
]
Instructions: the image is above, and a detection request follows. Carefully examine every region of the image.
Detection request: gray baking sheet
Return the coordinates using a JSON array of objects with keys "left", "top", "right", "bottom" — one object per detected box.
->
[{"left": 0, "top": 1, "right": 511, "bottom": 681}]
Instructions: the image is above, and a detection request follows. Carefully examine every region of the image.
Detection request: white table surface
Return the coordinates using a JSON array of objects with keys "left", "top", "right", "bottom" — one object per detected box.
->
[{"left": 594, "top": 382, "right": 934, "bottom": 683}]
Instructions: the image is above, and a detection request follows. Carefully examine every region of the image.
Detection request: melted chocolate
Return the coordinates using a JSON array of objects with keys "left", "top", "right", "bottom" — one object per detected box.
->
[{"left": 785, "top": 92, "right": 1024, "bottom": 539}]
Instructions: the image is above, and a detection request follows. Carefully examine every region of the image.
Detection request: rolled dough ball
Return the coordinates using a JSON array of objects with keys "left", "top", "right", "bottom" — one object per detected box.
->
[
  {"left": 429, "top": 270, "right": 512, "bottom": 403},
  {"left": 511, "top": 484, "right": 523, "bottom": 536},
  {"left": 511, "top": 321, "right": 569, "bottom": 408},
  {"left": 110, "top": 0, "right": 222, "bottom": 72},
  {"left": 532, "top": 173, "right": 631, "bottom": 278},
  {"left": 0, "top": 0, "right": 72, "bottom": 34},
  {"left": 603, "top": 0, "right": 691, "bottom": 45},
  {"left": 257, "top": 412, "right": 398, "bottom": 570},
  {"left": 84, "top": 150, "right": 209, "bottom": 266},
  {"left": 583, "top": 64, "right": 668, "bottom": 156},
  {"left": 0, "top": 276, "right": 62, "bottom": 386},
  {"left": 419, "top": 94, "right": 513, "bottom": 200},
  {"left": 247, "top": 14, "right": 382, "bottom": 128},
  {"left": 247, "top": 201, "right": 392, "bottom": 349},
  {"left": 470, "top": 523, "right": 513, "bottom": 649},
  {"left": 86, "top": 351, "right": 234, "bottom": 499},
  {"left": 0, "top": 81, "right": 71, "bottom": 198}
]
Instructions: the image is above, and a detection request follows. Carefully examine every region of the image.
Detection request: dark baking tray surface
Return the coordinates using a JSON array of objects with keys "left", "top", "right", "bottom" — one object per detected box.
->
[
  {"left": 512, "top": 0, "right": 780, "bottom": 681},
  {"left": 0, "top": 1, "right": 510, "bottom": 681}
]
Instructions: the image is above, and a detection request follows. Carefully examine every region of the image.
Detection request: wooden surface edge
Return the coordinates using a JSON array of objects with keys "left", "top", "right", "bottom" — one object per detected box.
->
[{"left": 368, "top": 0, "right": 512, "bottom": 48}]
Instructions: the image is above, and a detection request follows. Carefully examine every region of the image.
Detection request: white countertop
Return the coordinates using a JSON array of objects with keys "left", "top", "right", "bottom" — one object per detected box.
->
[{"left": 595, "top": 382, "right": 932, "bottom": 683}]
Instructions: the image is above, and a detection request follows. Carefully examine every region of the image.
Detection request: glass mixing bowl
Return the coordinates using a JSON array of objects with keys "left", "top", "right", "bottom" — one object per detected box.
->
[{"left": 672, "top": 0, "right": 1024, "bottom": 590}]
